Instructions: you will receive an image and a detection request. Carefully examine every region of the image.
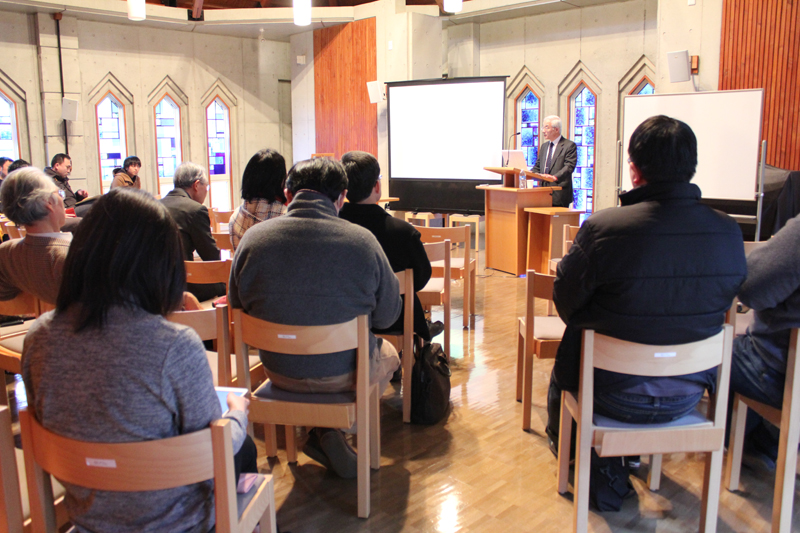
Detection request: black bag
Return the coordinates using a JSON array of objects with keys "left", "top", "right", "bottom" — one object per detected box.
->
[
  {"left": 410, "top": 342, "right": 451, "bottom": 425},
  {"left": 589, "top": 450, "right": 633, "bottom": 512}
]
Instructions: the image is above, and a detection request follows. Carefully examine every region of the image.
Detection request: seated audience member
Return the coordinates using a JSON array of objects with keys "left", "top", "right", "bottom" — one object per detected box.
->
[
  {"left": 230, "top": 148, "right": 287, "bottom": 250},
  {"left": 161, "top": 162, "right": 225, "bottom": 302},
  {"left": 0, "top": 157, "right": 11, "bottom": 180},
  {"left": 22, "top": 188, "right": 257, "bottom": 532},
  {"left": 339, "top": 150, "right": 441, "bottom": 342},
  {"left": 7, "top": 159, "right": 30, "bottom": 173},
  {"left": 110, "top": 156, "right": 142, "bottom": 189},
  {"left": 229, "top": 157, "right": 401, "bottom": 478},
  {"left": 729, "top": 217, "right": 800, "bottom": 467},
  {"left": 546, "top": 116, "right": 746, "bottom": 472},
  {"left": 44, "top": 153, "right": 88, "bottom": 208},
  {"left": 0, "top": 167, "right": 71, "bottom": 304}
]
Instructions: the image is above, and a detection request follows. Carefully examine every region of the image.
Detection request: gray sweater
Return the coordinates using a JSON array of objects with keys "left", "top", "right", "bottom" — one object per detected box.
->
[
  {"left": 229, "top": 190, "right": 401, "bottom": 379},
  {"left": 22, "top": 305, "right": 247, "bottom": 533},
  {"left": 739, "top": 214, "right": 800, "bottom": 374}
]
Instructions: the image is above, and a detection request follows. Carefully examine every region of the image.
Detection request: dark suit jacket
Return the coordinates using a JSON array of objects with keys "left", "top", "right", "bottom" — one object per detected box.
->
[
  {"left": 339, "top": 202, "right": 433, "bottom": 340},
  {"left": 530, "top": 136, "right": 578, "bottom": 207},
  {"left": 161, "top": 188, "right": 224, "bottom": 301}
]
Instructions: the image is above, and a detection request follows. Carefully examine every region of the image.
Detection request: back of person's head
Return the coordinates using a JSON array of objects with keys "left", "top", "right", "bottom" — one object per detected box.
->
[
  {"left": 241, "top": 149, "right": 287, "bottom": 204},
  {"left": 50, "top": 153, "right": 70, "bottom": 168},
  {"left": 628, "top": 115, "right": 697, "bottom": 183},
  {"left": 123, "top": 156, "right": 141, "bottom": 170},
  {"left": 0, "top": 167, "right": 58, "bottom": 226},
  {"left": 0, "top": 157, "right": 11, "bottom": 168},
  {"left": 285, "top": 158, "right": 348, "bottom": 203},
  {"left": 341, "top": 151, "right": 380, "bottom": 203},
  {"left": 8, "top": 159, "right": 30, "bottom": 173},
  {"left": 173, "top": 162, "right": 207, "bottom": 189},
  {"left": 57, "top": 188, "right": 185, "bottom": 331}
]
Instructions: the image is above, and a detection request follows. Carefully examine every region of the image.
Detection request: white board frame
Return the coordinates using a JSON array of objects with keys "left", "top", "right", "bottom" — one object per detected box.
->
[{"left": 621, "top": 89, "right": 764, "bottom": 201}]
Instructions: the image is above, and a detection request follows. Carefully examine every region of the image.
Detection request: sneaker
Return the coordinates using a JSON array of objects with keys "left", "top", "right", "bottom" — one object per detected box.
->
[
  {"left": 428, "top": 320, "right": 445, "bottom": 339},
  {"left": 319, "top": 429, "right": 358, "bottom": 479},
  {"left": 302, "top": 428, "right": 332, "bottom": 470}
]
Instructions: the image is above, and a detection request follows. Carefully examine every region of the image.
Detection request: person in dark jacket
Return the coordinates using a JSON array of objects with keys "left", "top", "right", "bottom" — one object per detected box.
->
[
  {"left": 43, "top": 154, "right": 88, "bottom": 208},
  {"left": 339, "top": 151, "right": 442, "bottom": 342},
  {"left": 161, "top": 162, "right": 224, "bottom": 302},
  {"left": 546, "top": 115, "right": 747, "bottom": 452}
]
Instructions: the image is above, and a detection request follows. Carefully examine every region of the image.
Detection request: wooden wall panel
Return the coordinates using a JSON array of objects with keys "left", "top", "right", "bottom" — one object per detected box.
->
[
  {"left": 313, "top": 18, "right": 377, "bottom": 159},
  {"left": 720, "top": 0, "right": 800, "bottom": 170}
]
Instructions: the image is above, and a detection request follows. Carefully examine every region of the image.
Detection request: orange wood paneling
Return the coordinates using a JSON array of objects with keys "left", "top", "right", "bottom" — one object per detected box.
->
[
  {"left": 720, "top": 0, "right": 800, "bottom": 170},
  {"left": 313, "top": 18, "right": 377, "bottom": 160}
]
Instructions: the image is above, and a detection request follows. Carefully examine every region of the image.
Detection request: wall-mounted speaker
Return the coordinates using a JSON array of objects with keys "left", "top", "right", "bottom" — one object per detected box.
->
[
  {"left": 667, "top": 50, "right": 691, "bottom": 83},
  {"left": 366, "top": 81, "right": 384, "bottom": 104},
  {"left": 61, "top": 98, "right": 79, "bottom": 122}
]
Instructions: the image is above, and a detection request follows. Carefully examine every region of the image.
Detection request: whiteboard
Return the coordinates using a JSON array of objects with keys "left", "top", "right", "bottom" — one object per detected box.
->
[{"left": 622, "top": 89, "right": 763, "bottom": 201}]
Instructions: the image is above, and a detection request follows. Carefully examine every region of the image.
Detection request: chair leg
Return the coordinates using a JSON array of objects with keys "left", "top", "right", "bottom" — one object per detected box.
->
[
  {"left": 463, "top": 268, "right": 470, "bottom": 329},
  {"left": 724, "top": 396, "right": 747, "bottom": 491},
  {"left": 402, "top": 341, "right": 413, "bottom": 424},
  {"left": 772, "top": 400, "right": 800, "bottom": 533},
  {"left": 699, "top": 449, "right": 723, "bottom": 533},
  {"left": 285, "top": 425, "right": 297, "bottom": 463},
  {"left": 648, "top": 454, "right": 662, "bottom": 491},
  {"left": 516, "top": 324, "right": 524, "bottom": 402},
  {"left": 370, "top": 384, "right": 381, "bottom": 470},
  {"left": 557, "top": 392, "right": 572, "bottom": 494},
  {"left": 521, "top": 348, "right": 534, "bottom": 431},
  {"left": 264, "top": 424, "right": 278, "bottom": 458},
  {"left": 469, "top": 267, "right": 476, "bottom": 322},
  {"left": 357, "top": 385, "right": 370, "bottom": 518},
  {"left": 573, "top": 411, "right": 592, "bottom": 533},
  {"left": 260, "top": 477, "right": 278, "bottom": 533}
]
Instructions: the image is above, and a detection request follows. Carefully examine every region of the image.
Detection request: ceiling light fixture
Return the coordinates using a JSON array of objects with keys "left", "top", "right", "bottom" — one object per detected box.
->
[
  {"left": 127, "top": 0, "right": 146, "bottom": 21},
  {"left": 443, "top": 0, "right": 462, "bottom": 13},
  {"left": 294, "top": 0, "right": 312, "bottom": 26}
]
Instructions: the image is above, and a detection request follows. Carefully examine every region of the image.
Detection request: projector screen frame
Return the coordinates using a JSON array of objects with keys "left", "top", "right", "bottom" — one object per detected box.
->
[{"left": 386, "top": 76, "right": 508, "bottom": 214}]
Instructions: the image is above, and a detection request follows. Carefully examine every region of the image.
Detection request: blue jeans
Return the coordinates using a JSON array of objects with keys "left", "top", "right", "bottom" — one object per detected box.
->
[
  {"left": 546, "top": 371, "right": 704, "bottom": 446},
  {"left": 726, "top": 335, "right": 785, "bottom": 460}
]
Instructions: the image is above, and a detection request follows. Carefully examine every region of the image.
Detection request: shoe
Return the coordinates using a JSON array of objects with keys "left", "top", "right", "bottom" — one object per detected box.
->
[
  {"left": 302, "top": 428, "right": 332, "bottom": 470},
  {"left": 319, "top": 429, "right": 358, "bottom": 479},
  {"left": 625, "top": 455, "right": 641, "bottom": 471},
  {"left": 742, "top": 442, "right": 777, "bottom": 472},
  {"left": 428, "top": 320, "right": 445, "bottom": 339}
]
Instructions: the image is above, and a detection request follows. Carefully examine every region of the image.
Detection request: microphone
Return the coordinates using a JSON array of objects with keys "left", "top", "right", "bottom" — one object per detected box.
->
[{"left": 505, "top": 132, "right": 520, "bottom": 166}]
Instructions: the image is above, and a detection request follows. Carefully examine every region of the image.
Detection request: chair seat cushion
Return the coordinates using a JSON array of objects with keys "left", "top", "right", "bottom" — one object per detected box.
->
[
  {"left": 533, "top": 316, "right": 566, "bottom": 340},
  {"left": 593, "top": 408, "right": 712, "bottom": 429},
  {"left": 254, "top": 381, "right": 355, "bottom": 404},
  {"left": 17, "top": 448, "right": 66, "bottom": 519},
  {"left": 206, "top": 351, "right": 261, "bottom": 386}
]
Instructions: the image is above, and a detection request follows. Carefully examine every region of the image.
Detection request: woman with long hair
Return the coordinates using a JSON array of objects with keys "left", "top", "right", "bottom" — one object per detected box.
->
[{"left": 230, "top": 149, "right": 287, "bottom": 250}]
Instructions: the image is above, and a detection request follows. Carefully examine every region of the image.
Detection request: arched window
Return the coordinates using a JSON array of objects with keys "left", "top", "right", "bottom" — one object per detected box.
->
[
  {"left": 155, "top": 95, "right": 183, "bottom": 198},
  {"left": 631, "top": 78, "right": 654, "bottom": 95},
  {"left": 0, "top": 90, "right": 19, "bottom": 160},
  {"left": 516, "top": 88, "right": 541, "bottom": 168},
  {"left": 96, "top": 93, "right": 128, "bottom": 194},
  {"left": 205, "top": 97, "right": 231, "bottom": 210},
  {"left": 569, "top": 84, "right": 596, "bottom": 223}
]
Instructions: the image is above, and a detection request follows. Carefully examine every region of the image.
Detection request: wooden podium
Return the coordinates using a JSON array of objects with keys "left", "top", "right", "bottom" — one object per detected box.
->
[
  {"left": 476, "top": 184, "right": 561, "bottom": 276},
  {"left": 483, "top": 167, "right": 556, "bottom": 188}
]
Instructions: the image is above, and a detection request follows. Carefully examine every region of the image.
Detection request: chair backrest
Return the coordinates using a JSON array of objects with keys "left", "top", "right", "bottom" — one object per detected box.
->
[
  {"left": 523, "top": 270, "right": 556, "bottom": 343},
  {"left": 19, "top": 409, "right": 241, "bottom": 533},
  {"left": 3, "top": 222, "right": 21, "bottom": 240},
  {"left": 168, "top": 305, "right": 232, "bottom": 386},
  {"left": 215, "top": 210, "right": 234, "bottom": 225},
  {"left": 563, "top": 224, "right": 579, "bottom": 254},
  {"left": 0, "top": 292, "right": 37, "bottom": 316},
  {"left": 311, "top": 153, "right": 334, "bottom": 159},
  {"left": 415, "top": 224, "right": 470, "bottom": 248},
  {"left": 423, "top": 240, "right": 452, "bottom": 284},
  {"left": 213, "top": 232, "right": 234, "bottom": 251},
  {"left": 185, "top": 259, "right": 232, "bottom": 286},
  {"left": 0, "top": 406, "right": 23, "bottom": 532}
]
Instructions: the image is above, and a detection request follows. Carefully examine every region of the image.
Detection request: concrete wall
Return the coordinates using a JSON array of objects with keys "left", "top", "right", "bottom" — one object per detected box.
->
[{"left": 0, "top": 11, "right": 291, "bottom": 202}]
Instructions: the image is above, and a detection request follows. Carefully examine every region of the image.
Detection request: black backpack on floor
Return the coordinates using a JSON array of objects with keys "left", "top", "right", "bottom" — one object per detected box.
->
[{"left": 410, "top": 342, "right": 451, "bottom": 425}]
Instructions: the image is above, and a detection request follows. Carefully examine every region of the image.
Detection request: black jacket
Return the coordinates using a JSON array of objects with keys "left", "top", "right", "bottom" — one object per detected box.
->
[
  {"left": 339, "top": 202, "right": 433, "bottom": 340},
  {"left": 553, "top": 181, "right": 747, "bottom": 393},
  {"left": 530, "top": 136, "right": 577, "bottom": 208},
  {"left": 44, "top": 167, "right": 80, "bottom": 208}
]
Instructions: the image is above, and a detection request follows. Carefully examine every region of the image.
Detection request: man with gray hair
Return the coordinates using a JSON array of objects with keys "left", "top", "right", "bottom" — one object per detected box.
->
[
  {"left": 0, "top": 167, "right": 71, "bottom": 304},
  {"left": 530, "top": 115, "right": 577, "bottom": 207},
  {"left": 161, "top": 162, "right": 224, "bottom": 301}
]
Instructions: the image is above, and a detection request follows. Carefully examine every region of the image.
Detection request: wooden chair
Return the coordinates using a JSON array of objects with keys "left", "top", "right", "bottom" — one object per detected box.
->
[
  {"left": 415, "top": 225, "right": 476, "bottom": 328},
  {"left": 376, "top": 269, "right": 415, "bottom": 423},
  {"left": 213, "top": 232, "right": 234, "bottom": 252},
  {"left": 168, "top": 305, "right": 262, "bottom": 388},
  {"left": 516, "top": 270, "right": 564, "bottom": 430},
  {"left": 418, "top": 241, "right": 452, "bottom": 358},
  {"left": 2, "top": 222, "right": 21, "bottom": 240},
  {"left": 19, "top": 408, "right": 276, "bottom": 533},
  {"left": 311, "top": 153, "right": 335, "bottom": 159},
  {"left": 448, "top": 214, "right": 484, "bottom": 254},
  {"left": 233, "top": 311, "right": 378, "bottom": 518},
  {"left": 549, "top": 224, "right": 579, "bottom": 275},
  {"left": 0, "top": 294, "right": 50, "bottom": 392},
  {"left": 724, "top": 328, "right": 800, "bottom": 533},
  {"left": 405, "top": 212, "right": 445, "bottom": 228},
  {"left": 185, "top": 259, "right": 232, "bottom": 307},
  {"left": 557, "top": 326, "right": 733, "bottom": 533}
]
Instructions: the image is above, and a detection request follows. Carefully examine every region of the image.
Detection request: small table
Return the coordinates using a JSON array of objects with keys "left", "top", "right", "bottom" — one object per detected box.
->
[{"left": 524, "top": 207, "right": 583, "bottom": 273}]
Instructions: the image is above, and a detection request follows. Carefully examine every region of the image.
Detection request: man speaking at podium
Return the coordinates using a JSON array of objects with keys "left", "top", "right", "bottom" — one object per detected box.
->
[{"left": 530, "top": 116, "right": 577, "bottom": 208}]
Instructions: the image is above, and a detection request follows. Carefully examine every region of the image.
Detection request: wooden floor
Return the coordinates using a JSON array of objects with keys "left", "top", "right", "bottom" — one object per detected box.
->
[{"left": 7, "top": 245, "right": 800, "bottom": 532}]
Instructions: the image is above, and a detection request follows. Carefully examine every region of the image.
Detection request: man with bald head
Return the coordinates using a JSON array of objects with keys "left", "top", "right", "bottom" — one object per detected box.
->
[{"left": 530, "top": 115, "right": 577, "bottom": 208}]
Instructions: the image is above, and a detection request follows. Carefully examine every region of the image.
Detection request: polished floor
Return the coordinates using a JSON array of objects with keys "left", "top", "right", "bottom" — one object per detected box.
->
[
  {"left": 252, "top": 246, "right": 799, "bottom": 533},
  {"left": 6, "top": 243, "right": 798, "bottom": 532}
]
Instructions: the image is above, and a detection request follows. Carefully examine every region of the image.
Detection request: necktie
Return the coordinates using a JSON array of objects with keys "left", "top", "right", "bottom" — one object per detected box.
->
[{"left": 544, "top": 142, "right": 555, "bottom": 174}]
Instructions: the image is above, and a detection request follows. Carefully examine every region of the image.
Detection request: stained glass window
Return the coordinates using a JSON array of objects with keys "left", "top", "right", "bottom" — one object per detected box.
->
[
  {"left": 633, "top": 79, "right": 654, "bottom": 95},
  {"left": 0, "top": 92, "right": 19, "bottom": 160},
  {"left": 205, "top": 97, "right": 231, "bottom": 209},
  {"left": 155, "top": 95, "right": 182, "bottom": 198},
  {"left": 96, "top": 94, "right": 127, "bottom": 194},
  {"left": 516, "top": 88, "right": 540, "bottom": 168},
  {"left": 570, "top": 84, "right": 596, "bottom": 224}
]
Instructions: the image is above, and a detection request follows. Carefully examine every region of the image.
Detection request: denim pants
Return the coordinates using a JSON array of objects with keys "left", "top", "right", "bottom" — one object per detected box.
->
[
  {"left": 546, "top": 370, "right": 704, "bottom": 446},
  {"left": 726, "top": 335, "right": 785, "bottom": 460}
]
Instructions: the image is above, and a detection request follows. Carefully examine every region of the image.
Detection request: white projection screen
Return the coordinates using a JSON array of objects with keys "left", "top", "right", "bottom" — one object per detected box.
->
[
  {"left": 387, "top": 77, "right": 506, "bottom": 213},
  {"left": 388, "top": 79, "right": 504, "bottom": 180}
]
